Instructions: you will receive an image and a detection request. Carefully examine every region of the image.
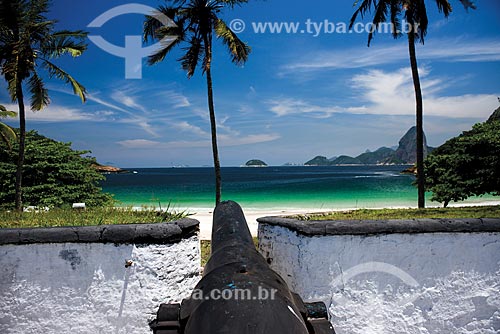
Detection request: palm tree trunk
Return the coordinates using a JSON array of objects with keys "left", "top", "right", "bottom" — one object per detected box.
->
[
  {"left": 15, "top": 81, "right": 26, "bottom": 212},
  {"left": 408, "top": 31, "right": 425, "bottom": 209},
  {"left": 204, "top": 36, "right": 222, "bottom": 205}
]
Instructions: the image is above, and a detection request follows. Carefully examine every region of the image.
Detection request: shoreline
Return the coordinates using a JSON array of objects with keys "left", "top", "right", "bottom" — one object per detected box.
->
[{"left": 183, "top": 200, "right": 500, "bottom": 240}]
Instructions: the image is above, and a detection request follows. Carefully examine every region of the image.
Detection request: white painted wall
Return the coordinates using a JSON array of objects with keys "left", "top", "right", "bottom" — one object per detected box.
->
[
  {"left": 0, "top": 236, "right": 201, "bottom": 334},
  {"left": 259, "top": 225, "right": 500, "bottom": 334}
]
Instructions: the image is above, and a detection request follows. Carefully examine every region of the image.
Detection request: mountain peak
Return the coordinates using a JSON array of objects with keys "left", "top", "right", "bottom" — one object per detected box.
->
[
  {"left": 393, "top": 126, "right": 430, "bottom": 164},
  {"left": 487, "top": 106, "right": 500, "bottom": 123},
  {"left": 304, "top": 127, "right": 433, "bottom": 165}
]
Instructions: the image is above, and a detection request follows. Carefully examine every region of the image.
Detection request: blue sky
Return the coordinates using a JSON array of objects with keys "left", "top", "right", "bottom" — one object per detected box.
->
[{"left": 1, "top": 0, "right": 500, "bottom": 167}]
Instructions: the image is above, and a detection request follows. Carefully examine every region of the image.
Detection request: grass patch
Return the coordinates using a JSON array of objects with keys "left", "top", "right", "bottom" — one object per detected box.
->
[
  {"left": 200, "top": 240, "right": 211, "bottom": 267},
  {"left": 0, "top": 207, "right": 188, "bottom": 229},
  {"left": 295, "top": 205, "right": 500, "bottom": 221},
  {"left": 200, "top": 237, "right": 259, "bottom": 267}
]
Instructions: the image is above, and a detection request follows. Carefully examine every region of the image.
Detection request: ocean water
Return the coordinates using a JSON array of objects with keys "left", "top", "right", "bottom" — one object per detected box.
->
[{"left": 101, "top": 166, "right": 497, "bottom": 211}]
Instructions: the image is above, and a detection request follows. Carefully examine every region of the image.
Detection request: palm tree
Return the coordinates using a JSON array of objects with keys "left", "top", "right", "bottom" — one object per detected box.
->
[
  {"left": 0, "top": 0, "right": 87, "bottom": 211},
  {"left": 0, "top": 105, "right": 17, "bottom": 149},
  {"left": 350, "top": 0, "right": 473, "bottom": 208},
  {"left": 144, "top": 0, "right": 251, "bottom": 205}
]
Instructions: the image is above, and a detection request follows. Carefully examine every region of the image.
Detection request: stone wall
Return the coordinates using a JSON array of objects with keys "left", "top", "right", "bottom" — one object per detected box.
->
[
  {"left": 258, "top": 217, "right": 500, "bottom": 334},
  {"left": 0, "top": 219, "right": 201, "bottom": 334}
]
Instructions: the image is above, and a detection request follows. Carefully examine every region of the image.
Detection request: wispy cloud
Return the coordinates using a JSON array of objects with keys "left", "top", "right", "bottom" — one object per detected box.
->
[
  {"left": 219, "top": 133, "right": 280, "bottom": 146},
  {"left": 86, "top": 94, "right": 128, "bottom": 113},
  {"left": 268, "top": 67, "right": 499, "bottom": 119},
  {"left": 163, "top": 91, "right": 191, "bottom": 108},
  {"left": 116, "top": 139, "right": 162, "bottom": 149},
  {"left": 171, "top": 121, "right": 210, "bottom": 137},
  {"left": 86, "top": 85, "right": 194, "bottom": 137},
  {"left": 117, "top": 133, "right": 280, "bottom": 149},
  {"left": 111, "top": 91, "right": 147, "bottom": 113},
  {"left": 268, "top": 98, "right": 365, "bottom": 118},
  {"left": 283, "top": 38, "right": 500, "bottom": 73},
  {"left": 2, "top": 103, "right": 103, "bottom": 122}
]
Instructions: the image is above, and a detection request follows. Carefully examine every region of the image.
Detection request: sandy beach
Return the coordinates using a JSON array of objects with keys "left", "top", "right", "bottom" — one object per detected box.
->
[
  {"left": 190, "top": 209, "right": 315, "bottom": 240},
  {"left": 189, "top": 200, "right": 500, "bottom": 240}
]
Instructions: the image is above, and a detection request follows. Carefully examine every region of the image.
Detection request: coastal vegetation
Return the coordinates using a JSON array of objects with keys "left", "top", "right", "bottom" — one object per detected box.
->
[
  {"left": 0, "top": 206, "right": 188, "bottom": 229},
  {"left": 424, "top": 108, "right": 500, "bottom": 207},
  {"left": 143, "top": 0, "right": 251, "bottom": 205},
  {"left": 0, "top": 0, "right": 88, "bottom": 211},
  {"left": 0, "top": 130, "right": 113, "bottom": 209},
  {"left": 350, "top": 0, "right": 474, "bottom": 208},
  {"left": 297, "top": 205, "right": 500, "bottom": 221}
]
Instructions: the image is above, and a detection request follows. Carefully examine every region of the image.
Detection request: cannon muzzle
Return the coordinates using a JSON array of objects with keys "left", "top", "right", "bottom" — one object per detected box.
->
[{"left": 150, "top": 201, "right": 334, "bottom": 334}]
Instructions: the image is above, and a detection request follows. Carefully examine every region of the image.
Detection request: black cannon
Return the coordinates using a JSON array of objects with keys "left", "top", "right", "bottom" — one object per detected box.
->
[{"left": 150, "top": 200, "right": 334, "bottom": 334}]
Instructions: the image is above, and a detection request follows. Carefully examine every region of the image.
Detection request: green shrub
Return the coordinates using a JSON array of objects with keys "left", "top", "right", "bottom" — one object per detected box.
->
[
  {"left": 0, "top": 130, "right": 114, "bottom": 208},
  {"left": 424, "top": 115, "right": 500, "bottom": 207}
]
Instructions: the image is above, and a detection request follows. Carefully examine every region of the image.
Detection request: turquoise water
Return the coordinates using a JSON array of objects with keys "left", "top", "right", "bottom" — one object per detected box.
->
[{"left": 101, "top": 166, "right": 498, "bottom": 211}]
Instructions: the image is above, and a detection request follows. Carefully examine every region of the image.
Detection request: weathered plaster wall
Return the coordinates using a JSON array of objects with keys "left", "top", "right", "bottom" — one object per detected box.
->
[
  {"left": 258, "top": 218, "right": 500, "bottom": 334},
  {"left": 0, "top": 221, "right": 201, "bottom": 334}
]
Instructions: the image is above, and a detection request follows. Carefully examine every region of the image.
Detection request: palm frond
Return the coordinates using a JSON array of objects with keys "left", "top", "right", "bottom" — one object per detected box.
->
[
  {"left": 0, "top": 0, "right": 22, "bottom": 32},
  {"left": 144, "top": 14, "right": 162, "bottom": 43},
  {"left": 28, "top": 20, "right": 54, "bottom": 41},
  {"left": 144, "top": 0, "right": 251, "bottom": 80},
  {"left": 26, "top": 0, "right": 49, "bottom": 17},
  {"left": 147, "top": 37, "right": 183, "bottom": 65},
  {"left": 43, "top": 60, "right": 86, "bottom": 103},
  {"left": 0, "top": 105, "right": 17, "bottom": 149},
  {"left": 28, "top": 71, "right": 49, "bottom": 110},
  {"left": 350, "top": 0, "right": 377, "bottom": 29},
  {"left": 368, "top": 0, "right": 391, "bottom": 46},
  {"left": 215, "top": 18, "right": 250, "bottom": 65},
  {"left": 155, "top": 23, "right": 185, "bottom": 42},
  {"left": 0, "top": 122, "right": 17, "bottom": 149},
  {"left": 171, "top": 0, "right": 188, "bottom": 7},
  {"left": 42, "top": 33, "right": 88, "bottom": 58},
  {"left": 51, "top": 30, "right": 88, "bottom": 39},
  {"left": 390, "top": 1, "right": 403, "bottom": 40},
  {"left": 6, "top": 71, "right": 19, "bottom": 102},
  {"left": 144, "top": 6, "right": 180, "bottom": 42},
  {"left": 406, "top": 0, "right": 429, "bottom": 43},
  {"left": 0, "top": 105, "right": 17, "bottom": 118},
  {"left": 435, "top": 0, "right": 452, "bottom": 15},
  {"left": 179, "top": 35, "right": 203, "bottom": 77},
  {"left": 458, "top": 0, "right": 476, "bottom": 12}
]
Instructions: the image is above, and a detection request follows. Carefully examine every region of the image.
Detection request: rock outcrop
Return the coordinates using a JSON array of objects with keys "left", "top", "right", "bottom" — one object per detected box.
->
[
  {"left": 92, "top": 163, "right": 128, "bottom": 174},
  {"left": 244, "top": 159, "right": 268, "bottom": 167},
  {"left": 391, "top": 126, "right": 430, "bottom": 164}
]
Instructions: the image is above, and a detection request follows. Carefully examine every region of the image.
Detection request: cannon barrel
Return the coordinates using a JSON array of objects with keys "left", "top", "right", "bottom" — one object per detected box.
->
[{"left": 150, "top": 201, "right": 334, "bottom": 334}]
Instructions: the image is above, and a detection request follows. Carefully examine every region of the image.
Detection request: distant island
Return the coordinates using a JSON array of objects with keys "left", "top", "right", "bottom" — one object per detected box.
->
[
  {"left": 92, "top": 163, "right": 129, "bottom": 174},
  {"left": 305, "top": 127, "right": 434, "bottom": 166},
  {"left": 244, "top": 159, "right": 268, "bottom": 167}
]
